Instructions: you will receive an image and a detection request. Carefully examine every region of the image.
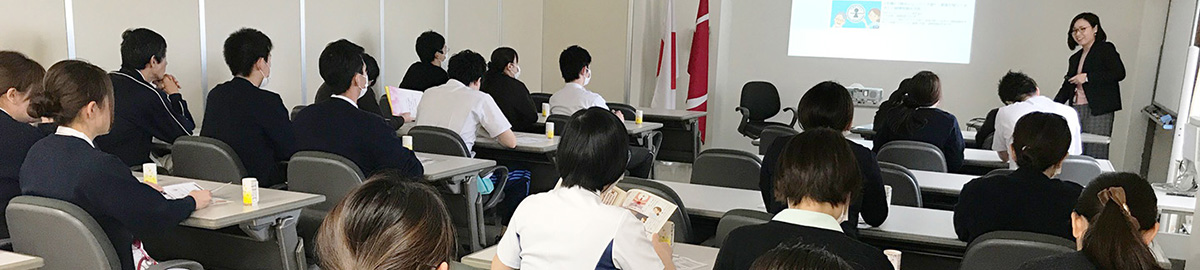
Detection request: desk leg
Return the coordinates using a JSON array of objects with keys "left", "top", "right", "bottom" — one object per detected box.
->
[
  {"left": 436, "top": 171, "right": 489, "bottom": 255},
  {"left": 142, "top": 210, "right": 304, "bottom": 270}
]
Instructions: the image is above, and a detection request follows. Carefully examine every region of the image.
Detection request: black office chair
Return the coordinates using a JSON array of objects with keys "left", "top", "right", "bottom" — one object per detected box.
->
[
  {"left": 618, "top": 177, "right": 695, "bottom": 244},
  {"left": 878, "top": 162, "right": 922, "bottom": 207},
  {"left": 736, "top": 81, "right": 794, "bottom": 139},
  {"left": 691, "top": 149, "right": 763, "bottom": 190},
  {"left": 960, "top": 231, "right": 1075, "bottom": 270},
  {"left": 702, "top": 209, "right": 773, "bottom": 248},
  {"left": 531, "top": 93, "right": 552, "bottom": 113},
  {"left": 546, "top": 114, "right": 571, "bottom": 135},
  {"left": 290, "top": 105, "right": 306, "bottom": 120},
  {"left": 757, "top": 125, "right": 799, "bottom": 155}
]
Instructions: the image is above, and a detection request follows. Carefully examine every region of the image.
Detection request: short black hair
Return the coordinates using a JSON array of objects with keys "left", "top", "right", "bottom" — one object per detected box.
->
[
  {"left": 774, "top": 128, "right": 861, "bottom": 206},
  {"left": 559, "top": 45, "right": 591, "bottom": 82},
  {"left": 415, "top": 31, "right": 445, "bottom": 63},
  {"left": 363, "top": 53, "right": 380, "bottom": 88},
  {"left": 120, "top": 28, "right": 167, "bottom": 70},
  {"left": 998, "top": 71, "right": 1038, "bottom": 103},
  {"left": 797, "top": 81, "right": 853, "bottom": 130},
  {"left": 750, "top": 240, "right": 854, "bottom": 270},
  {"left": 487, "top": 47, "right": 518, "bottom": 74},
  {"left": 446, "top": 50, "right": 486, "bottom": 84},
  {"left": 1068, "top": 12, "right": 1108, "bottom": 50},
  {"left": 1012, "top": 112, "right": 1072, "bottom": 171},
  {"left": 223, "top": 28, "right": 273, "bottom": 77},
  {"left": 557, "top": 107, "right": 630, "bottom": 191},
  {"left": 318, "top": 39, "right": 366, "bottom": 94}
]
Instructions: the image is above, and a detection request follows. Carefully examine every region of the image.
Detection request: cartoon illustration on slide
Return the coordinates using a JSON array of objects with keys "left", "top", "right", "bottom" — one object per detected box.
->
[{"left": 830, "top": 1, "right": 881, "bottom": 29}]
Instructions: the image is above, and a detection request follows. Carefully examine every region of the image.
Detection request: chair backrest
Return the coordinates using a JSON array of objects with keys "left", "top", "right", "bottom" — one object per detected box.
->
[
  {"left": 878, "top": 162, "right": 922, "bottom": 207},
  {"left": 409, "top": 126, "right": 471, "bottom": 157},
  {"left": 531, "top": 93, "right": 552, "bottom": 113},
  {"left": 984, "top": 168, "right": 1015, "bottom": 178},
  {"left": 172, "top": 136, "right": 248, "bottom": 183},
  {"left": 546, "top": 114, "right": 571, "bottom": 135},
  {"left": 288, "top": 151, "right": 366, "bottom": 212},
  {"left": 291, "top": 105, "right": 307, "bottom": 120},
  {"left": 710, "top": 209, "right": 773, "bottom": 248},
  {"left": 606, "top": 103, "right": 637, "bottom": 120},
  {"left": 378, "top": 97, "right": 393, "bottom": 116},
  {"left": 1060, "top": 155, "right": 1102, "bottom": 187},
  {"left": 7, "top": 196, "right": 120, "bottom": 270},
  {"left": 617, "top": 177, "right": 695, "bottom": 244},
  {"left": 981, "top": 134, "right": 995, "bottom": 151},
  {"left": 739, "top": 81, "right": 781, "bottom": 121},
  {"left": 691, "top": 149, "right": 763, "bottom": 190},
  {"left": 757, "top": 126, "right": 799, "bottom": 155},
  {"left": 960, "top": 231, "right": 1075, "bottom": 270},
  {"left": 877, "top": 140, "right": 948, "bottom": 172}
]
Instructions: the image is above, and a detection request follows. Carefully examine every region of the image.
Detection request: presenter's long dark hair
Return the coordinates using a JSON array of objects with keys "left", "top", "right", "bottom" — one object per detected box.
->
[
  {"left": 883, "top": 71, "right": 940, "bottom": 135},
  {"left": 1068, "top": 12, "right": 1107, "bottom": 50}
]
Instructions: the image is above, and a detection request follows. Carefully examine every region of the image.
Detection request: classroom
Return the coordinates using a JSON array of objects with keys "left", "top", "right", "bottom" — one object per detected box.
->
[{"left": 1, "top": 0, "right": 1198, "bottom": 269}]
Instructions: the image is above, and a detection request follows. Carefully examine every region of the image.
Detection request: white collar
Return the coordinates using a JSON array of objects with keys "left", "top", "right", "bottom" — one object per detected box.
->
[
  {"left": 446, "top": 79, "right": 468, "bottom": 89},
  {"left": 331, "top": 95, "right": 358, "bottom": 108},
  {"left": 55, "top": 126, "right": 95, "bottom": 147},
  {"left": 564, "top": 82, "right": 588, "bottom": 91},
  {"left": 772, "top": 209, "right": 844, "bottom": 233},
  {"left": 136, "top": 69, "right": 153, "bottom": 85}
]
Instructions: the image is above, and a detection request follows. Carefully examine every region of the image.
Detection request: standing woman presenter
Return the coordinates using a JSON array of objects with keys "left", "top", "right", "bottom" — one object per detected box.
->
[{"left": 1055, "top": 12, "right": 1125, "bottom": 159}]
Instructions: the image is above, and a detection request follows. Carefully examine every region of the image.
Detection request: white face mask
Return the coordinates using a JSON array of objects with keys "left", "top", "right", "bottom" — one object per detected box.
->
[
  {"left": 511, "top": 64, "right": 521, "bottom": 80},
  {"left": 583, "top": 68, "right": 592, "bottom": 86},
  {"left": 358, "top": 74, "right": 369, "bottom": 99},
  {"left": 259, "top": 76, "right": 271, "bottom": 89},
  {"left": 836, "top": 205, "right": 849, "bottom": 223}
]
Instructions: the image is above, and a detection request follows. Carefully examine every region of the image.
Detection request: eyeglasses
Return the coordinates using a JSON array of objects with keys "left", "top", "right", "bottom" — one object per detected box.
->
[{"left": 1070, "top": 26, "right": 1092, "bottom": 34}]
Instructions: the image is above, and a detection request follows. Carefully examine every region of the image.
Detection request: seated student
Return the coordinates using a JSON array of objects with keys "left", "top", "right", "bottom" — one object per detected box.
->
[
  {"left": 416, "top": 49, "right": 517, "bottom": 151},
  {"left": 760, "top": 81, "right": 888, "bottom": 235},
  {"left": 750, "top": 241, "right": 855, "bottom": 270},
  {"left": 992, "top": 71, "right": 1083, "bottom": 162},
  {"left": 317, "top": 171, "right": 455, "bottom": 270},
  {"left": 549, "top": 45, "right": 654, "bottom": 178},
  {"left": 872, "top": 71, "right": 965, "bottom": 172},
  {"left": 20, "top": 60, "right": 212, "bottom": 270},
  {"left": 315, "top": 53, "right": 407, "bottom": 129},
  {"left": 97, "top": 28, "right": 197, "bottom": 167},
  {"left": 954, "top": 112, "right": 1084, "bottom": 242},
  {"left": 715, "top": 128, "right": 892, "bottom": 270},
  {"left": 492, "top": 107, "right": 674, "bottom": 270},
  {"left": 398, "top": 31, "right": 449, "bottom": 91},
  {"left": 1018, "top": 173, "right": 1166, "bottom": 270},
  {"left": 0, "top": 51, "right": 47, "bottom": 239},
  {"left": 481, "top": 47, "right": 540, "bottom": 133},
  {"left": 201, "top": 28, "right": 296, "bottom": 188},
  {"left": 294, "top": 39, "right": 423, "bottom": 177}
]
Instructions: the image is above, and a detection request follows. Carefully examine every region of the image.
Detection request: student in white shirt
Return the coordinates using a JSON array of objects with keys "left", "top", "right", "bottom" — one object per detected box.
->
[
  {"left": 992, "top": 71, "right": 1083, "bottom": 162},
  {"left": 492, "top": 107, "right": 674, "bottom": 270},
  {"left": 548, "top": 45, "right": 654, "bottom": 178},
  {"left": 416, "top": 49, "right": 517, "bottom": 153}
]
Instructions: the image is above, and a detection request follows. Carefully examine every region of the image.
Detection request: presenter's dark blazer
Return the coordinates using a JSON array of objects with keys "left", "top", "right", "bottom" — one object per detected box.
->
[
  {"left": 1055, "top": 41, "right": 1125, "bottom": 115},
  {"left": 292, "top": 98, "right": 424, "bottom": 177}
]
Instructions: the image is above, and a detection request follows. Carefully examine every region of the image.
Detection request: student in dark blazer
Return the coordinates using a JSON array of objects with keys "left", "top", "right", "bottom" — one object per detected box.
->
[
  {"left": 481, "top": 47, "right": 540, "bottom": 133},
  {"left": 201, "top": 28, "right": 296, "bottom": 188},
  {"left": 872, "top": 71, "right": 965, "bottom": 172},
  {"left": 21, "top": 60, "right": 211, "bottom": 270},
  {"left": 954, "top": 112, "right": 1084, "bottom": 242},
  {"left": 716, "top": 129, "right": 892, "bottom": 270},
  {"left": 314, "top": 53, "right": 407, "bottom": 129},
  {"left": 96, "top": 28, "right": 196, "bottom": 166},
  {"left": 761, "top": 81, "right": 888, "bottom": 236},
  {"left": 398, "top": 31, "right": 449, "bottom": 91},
  {"left": 1018, "top": 173, "right": 1166, "bottom": 270},
  {"left": 0, "top": 51, "right": 47, "bottom": 239},
  {"left": 1055, "top": 12, "right": 1125, "bottom": 159},
  {"left": 294, "top": 39, "right": 423, "bottom": 177}
]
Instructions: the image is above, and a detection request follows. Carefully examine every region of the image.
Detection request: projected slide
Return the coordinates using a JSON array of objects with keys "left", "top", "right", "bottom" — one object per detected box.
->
[{"left": 788, "top": 0, "right": 976, "bottom": 64}]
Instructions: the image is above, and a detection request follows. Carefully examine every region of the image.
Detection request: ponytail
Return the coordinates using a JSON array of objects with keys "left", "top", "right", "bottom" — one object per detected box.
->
[
  {"left": 1081, "top": 187, "right": 1164, "bottom": 270},
  {"left": 27, "top": 60, "right": 112, "bottom": 125},
  {"left": 885, "top": 71, "right": 941, "bottom": 135}
]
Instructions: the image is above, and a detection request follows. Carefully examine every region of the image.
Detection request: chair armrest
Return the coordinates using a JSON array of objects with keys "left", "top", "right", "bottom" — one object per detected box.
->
[
  {"left": 148, "top": 260, "right": 204, "bottom": 270},
  {"left": 783, "top": 107, "right": 798, "bottom": 128}
]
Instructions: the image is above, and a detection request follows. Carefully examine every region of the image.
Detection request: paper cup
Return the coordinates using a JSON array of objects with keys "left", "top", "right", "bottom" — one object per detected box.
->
[
  {"left": 242, "top": 178, "right": 259, "bottom": 206},
  {"left": 884, "top": 249, "right": 902, "bottom": 270},
  {"left": 402, "top": 135, "right": 413, "bottom": 150},
  {"left": 542, "top": 103, "right": 550, "bottom": 116},
  {"left": 635, "top": 110, "right": 644, "bottom": 124},
  {"left": 142, "top": 163, "right": 157, "bottom": 184},
  {"left": 546, "top": 122, "right": 555, "bottom": 139}
]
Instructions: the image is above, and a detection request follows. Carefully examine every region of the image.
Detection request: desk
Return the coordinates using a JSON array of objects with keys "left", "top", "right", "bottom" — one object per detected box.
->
[
  {"left": 655, "top": 180, "right": 766, "bottom": 218},
  {"left": 138, "top": 173, "right": 324, "bottom": 270},
  {"left": 637, "top": 107, "right": 707, "bottom": 162},
  {"left": 0, "top": 251, "right": 42, "bottom": 270},
  {"left": 461, "top": 243, "right": 720, "bottom": 270},
  {"left": 912, "top": 170, "right": 1195, "bottom": 214},
  {"left": 474, "top": 132, "right": 561, "bottom": 193},
  {"left": 474, "top": 132, "right": 559, "bottom": 153},
  {"left": 851, "top": 124, "right": 1112, "bottom": 145},
  {"left": 536, "top": 115, "right": 664, "bottom": 136},
  {"left": 859, "top": 205, "right": 966, "bottom": 252},
  {"left": 417, "top": 153, "right": 496, "bottom": 180},
  {"left": 848, "top": 137, "right": 1116, "bottom": 171}
]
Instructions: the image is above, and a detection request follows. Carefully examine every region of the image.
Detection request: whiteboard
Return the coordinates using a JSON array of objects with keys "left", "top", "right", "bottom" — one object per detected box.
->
[{"left": 1154, "top": 0, "right": 1200, "bottom": 115}]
